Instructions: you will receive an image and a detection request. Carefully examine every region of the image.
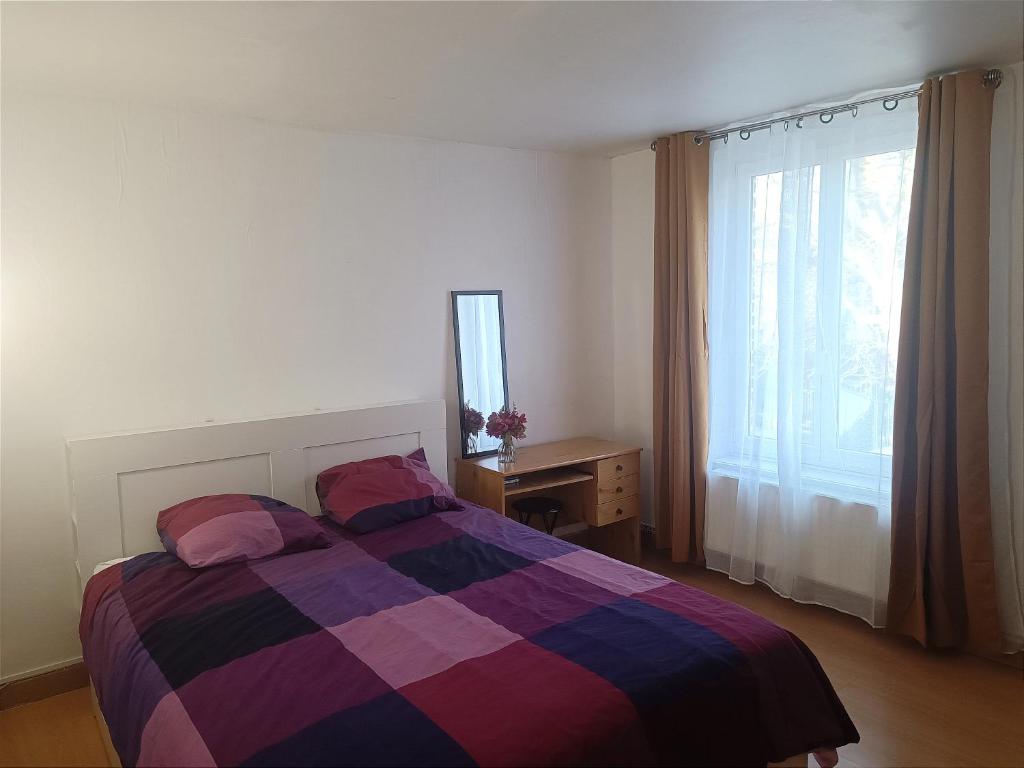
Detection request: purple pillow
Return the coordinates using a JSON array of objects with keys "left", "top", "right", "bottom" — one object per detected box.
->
[
  {"left": 405, "top": 447, "right": 430, "bottom": 470},
  {"left": 317, "top": 454, "right": 458, "bottom": 534},
  {"left": 157, "top": 494, "right": 330, "bottom": 568}
]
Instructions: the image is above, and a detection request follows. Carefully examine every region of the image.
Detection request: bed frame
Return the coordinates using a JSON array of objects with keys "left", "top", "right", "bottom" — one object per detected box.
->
[{"left": 70, "top": 399, "right": 814, "bottom": 768}]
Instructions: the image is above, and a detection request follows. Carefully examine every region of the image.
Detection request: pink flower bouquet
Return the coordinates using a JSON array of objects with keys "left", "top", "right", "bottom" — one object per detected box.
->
[
  {"left": 485, "top": 404, "right": 527, "bottom": 440},
  {"left": 486, "top": 404, "right": 526, "bottom": 463}
]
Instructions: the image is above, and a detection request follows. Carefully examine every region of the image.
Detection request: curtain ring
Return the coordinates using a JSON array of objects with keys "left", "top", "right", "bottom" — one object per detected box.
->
[
  {"left": 739, "top": 129, "right": 751, "bottom": 141},
  {"left": 723, "top": 134, "right": 729, "bottom": 144},
  {"left": 851, "top": 105, "right": 858, "bottom": 118},
  {"left": 819, "top": 112, "right": 834, "bottom": 124},
  {"left": 883, "top": 98, "right": 899, "bottom": 111},
  {"left": 783, "top": 120, "right": 789, "bottom": 132},
  {"left": 692, "top": 136, "right": 704, "bottom": 146},
  {"left": 796, "top": 117, "right": 804, "bottom": 129}
]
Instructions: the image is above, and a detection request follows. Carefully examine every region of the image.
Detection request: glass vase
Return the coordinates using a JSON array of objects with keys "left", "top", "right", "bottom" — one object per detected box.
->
[{"left": 497, "top": 434, "right": 516, "bottom": 464}]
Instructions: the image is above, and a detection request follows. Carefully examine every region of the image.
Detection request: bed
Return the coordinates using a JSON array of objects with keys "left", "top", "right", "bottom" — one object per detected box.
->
[{"left": 71, "top": 401, "right": 858, "bottom": 767}]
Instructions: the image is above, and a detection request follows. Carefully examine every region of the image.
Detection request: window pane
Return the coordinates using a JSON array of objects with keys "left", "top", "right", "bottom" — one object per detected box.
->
[
  {"left": 747, "top": 168, "right": 820, "bottom": 445},
  {"left": 748, "top": 172, "right": 780, "bottom": 440},
  {"left": 837, "top": 149, "right": 915, "bottom": 454}
]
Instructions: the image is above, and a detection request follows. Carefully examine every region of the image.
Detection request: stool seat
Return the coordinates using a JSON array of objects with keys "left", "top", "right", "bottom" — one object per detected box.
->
[{"left": 511, "top": 496, "right": 563, "bottom": 535}]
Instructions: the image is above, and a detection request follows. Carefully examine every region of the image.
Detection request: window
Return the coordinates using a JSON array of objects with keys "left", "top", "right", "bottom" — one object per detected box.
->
[{"left": 707, "top": 106, "right": 917, "bottom": 504}]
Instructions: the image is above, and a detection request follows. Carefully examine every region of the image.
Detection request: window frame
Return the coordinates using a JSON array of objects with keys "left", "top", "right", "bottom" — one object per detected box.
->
[{"left": 709, "top": 122, "right": 917, "bottom": 498}]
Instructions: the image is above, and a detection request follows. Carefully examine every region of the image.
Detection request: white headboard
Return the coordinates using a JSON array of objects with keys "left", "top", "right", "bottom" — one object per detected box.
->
[{"left": 67, "top": 399, "right": 447, "bottom": 592}]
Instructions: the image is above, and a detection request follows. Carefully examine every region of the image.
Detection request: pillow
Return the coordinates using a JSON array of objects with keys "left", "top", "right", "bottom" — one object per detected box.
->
[
  {"left": 405, "top": 447, "right": 430, "bottom": 470},
  {"left": 317, "top": 454, "right": 458, "bottom": 534},
  {"left": 157, "top": 494, "right": 330, "bottom": 568}
]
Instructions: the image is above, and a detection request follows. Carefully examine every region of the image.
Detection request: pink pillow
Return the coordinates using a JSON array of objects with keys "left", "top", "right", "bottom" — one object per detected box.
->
[
  {"left": 316, "top": 454, "right": 458, "bottom": 534},
  {"left": 157, "top": 494, "right": 329, "bottom": 568},
  {"left": 405, "top": 447, "right": 430, "bottom": 469}
]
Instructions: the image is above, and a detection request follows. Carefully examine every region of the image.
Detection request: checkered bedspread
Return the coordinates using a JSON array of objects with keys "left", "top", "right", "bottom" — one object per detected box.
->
[{"left": 81, "top": 502, "right": 858, "bottom": 767}]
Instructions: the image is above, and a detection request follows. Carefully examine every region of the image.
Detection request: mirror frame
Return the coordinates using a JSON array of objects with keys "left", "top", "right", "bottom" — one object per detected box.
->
[{"left": 451, "top": 290, "right": 510, "bottom": 459}]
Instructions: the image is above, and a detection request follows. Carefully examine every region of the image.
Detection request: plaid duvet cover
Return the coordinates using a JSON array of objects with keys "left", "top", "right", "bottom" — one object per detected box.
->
[{"left": 81, "top": 502, "right": 858, "bottom": 767}]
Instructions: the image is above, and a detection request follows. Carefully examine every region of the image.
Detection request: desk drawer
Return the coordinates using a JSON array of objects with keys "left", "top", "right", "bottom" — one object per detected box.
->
[
  {"left": 597, "top": 473, "right": 639, "bottom": 504},
  {"left": 587, "top": 495, "right": 639, "bottom": 527},
  {"left": 596, "top": 452, "right": 640, "bottom": 481}
]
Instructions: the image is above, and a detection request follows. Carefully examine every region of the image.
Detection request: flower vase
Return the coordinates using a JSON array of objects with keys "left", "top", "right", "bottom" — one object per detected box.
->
[{"left": 497, "top": 434, "right": 516, "bottom": 464}]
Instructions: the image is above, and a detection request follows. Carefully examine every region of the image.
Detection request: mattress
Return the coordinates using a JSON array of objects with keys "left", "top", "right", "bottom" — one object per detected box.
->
[
  {"left": 80, "top": 501, "right": 858, "bottom": 767},
  {"left": 93, "top": 557, "right": 134, "bottom": 576}
]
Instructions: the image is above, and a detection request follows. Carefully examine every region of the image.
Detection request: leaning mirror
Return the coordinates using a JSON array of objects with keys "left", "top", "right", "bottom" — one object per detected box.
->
[{"left": 452, "top": 290, "right": 510, "bottom": 458}]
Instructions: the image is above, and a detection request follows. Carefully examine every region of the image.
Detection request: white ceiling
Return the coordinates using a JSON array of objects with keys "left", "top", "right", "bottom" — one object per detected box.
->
[{"left": 3, "top": 1, "right": 1022, "bottom": 157}]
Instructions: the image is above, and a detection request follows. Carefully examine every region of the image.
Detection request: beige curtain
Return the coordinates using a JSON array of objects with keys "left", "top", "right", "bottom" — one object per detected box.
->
[
  {"left": 653, "top": 133, "right": 710, "bottom": 563},
  {"left": 887, "top": 70, "right": 1003, "bottom": 652}
]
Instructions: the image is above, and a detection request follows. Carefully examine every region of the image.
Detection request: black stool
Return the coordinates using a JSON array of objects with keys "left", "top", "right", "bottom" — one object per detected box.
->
[{"left": 511, "top": 496, "right": 562, "bottom": 535}]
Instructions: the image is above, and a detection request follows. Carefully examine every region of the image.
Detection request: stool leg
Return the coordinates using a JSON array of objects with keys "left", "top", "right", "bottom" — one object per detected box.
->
[{"left": 544, "top": 509, "right": 558, "bottom": 535}]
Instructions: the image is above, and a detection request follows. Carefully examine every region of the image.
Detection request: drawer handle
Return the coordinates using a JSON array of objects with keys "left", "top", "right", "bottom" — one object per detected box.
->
[
  {"left": 615, "top": 486, "right": 623, "bottom": 493},
  {"left": 615, "top": 464, "right": 623, "bottom": 472},
  {"left": 616, "top": 508, "right": 623, "bottom": 516}
]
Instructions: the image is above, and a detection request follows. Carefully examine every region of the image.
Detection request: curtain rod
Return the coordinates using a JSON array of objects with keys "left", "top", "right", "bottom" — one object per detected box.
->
[{"left": 650, "top": 68, "right": 1003, "bottom": 150}]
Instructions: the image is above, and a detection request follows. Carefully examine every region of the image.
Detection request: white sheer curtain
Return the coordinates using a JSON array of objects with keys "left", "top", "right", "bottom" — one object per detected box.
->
[{"left": 706, "top": 92, "right": 918, "bottom": 626}]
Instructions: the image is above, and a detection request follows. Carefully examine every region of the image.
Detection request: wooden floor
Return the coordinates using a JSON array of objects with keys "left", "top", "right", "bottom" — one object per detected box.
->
[
  {"left": 1, "top": 553, "right": 1022, "bottom": 767},
  {"left": 0, "top": 687, "right": 109, "bottom": 768}
]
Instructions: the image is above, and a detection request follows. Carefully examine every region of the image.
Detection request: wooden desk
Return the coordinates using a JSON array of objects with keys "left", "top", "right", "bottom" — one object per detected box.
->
[{"left": 456, "top": 437, "right": 642, "bottom": 564}]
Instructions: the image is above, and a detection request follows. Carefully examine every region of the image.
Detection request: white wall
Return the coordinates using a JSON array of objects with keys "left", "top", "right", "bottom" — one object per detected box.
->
[
  {"left": 611, "top": 149, "right": 655, "bottom": 524},
  {"left": 0, "top": 91, "right": 612, "bottom": 680}
]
